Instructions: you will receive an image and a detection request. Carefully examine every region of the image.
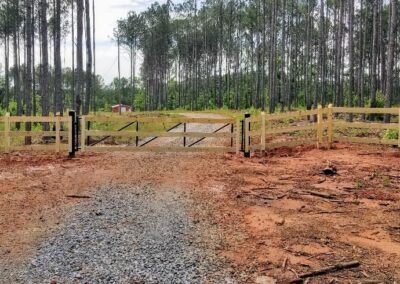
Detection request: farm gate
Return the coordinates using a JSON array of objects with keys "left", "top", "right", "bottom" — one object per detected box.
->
[{"left": 1, "top": 106, "right": 400, "bottom": 157}]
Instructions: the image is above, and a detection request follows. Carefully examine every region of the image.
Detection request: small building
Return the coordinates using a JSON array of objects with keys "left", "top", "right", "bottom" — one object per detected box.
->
[{"left": 112, "top": 104, "right": 132, "bottom": 113}]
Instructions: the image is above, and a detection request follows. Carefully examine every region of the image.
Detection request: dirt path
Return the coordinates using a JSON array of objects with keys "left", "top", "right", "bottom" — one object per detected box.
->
[
  {"left": 140, "top": 112, "right": 232, "bottom": 148},
  {"left": 0, "top": 144, "right": 400, "bottom": 283}
]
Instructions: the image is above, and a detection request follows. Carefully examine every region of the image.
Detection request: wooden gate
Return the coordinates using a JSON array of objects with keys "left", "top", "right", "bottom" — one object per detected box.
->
[{"left": 79, "top": 115, "right": 241, "bottom": 154}]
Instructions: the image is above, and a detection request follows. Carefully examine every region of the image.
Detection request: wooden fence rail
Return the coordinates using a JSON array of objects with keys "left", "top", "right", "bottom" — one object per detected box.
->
[
  {"left": 1, "top": 112, "right": 70, "bottom": 153},
  {"left": 1, "top": 106, "right": 399, "bottom": 156},
  {"left": 244, "top": 105, "right": 400, "bottom": 154}
]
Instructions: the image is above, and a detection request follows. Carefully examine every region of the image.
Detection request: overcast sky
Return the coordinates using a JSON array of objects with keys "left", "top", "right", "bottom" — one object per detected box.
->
[
  {"left": 0, "top": 0, "right": 183, "bottom": 85},
  {"left": 76, "top": 0, "right": 182, "bottom": 84}
]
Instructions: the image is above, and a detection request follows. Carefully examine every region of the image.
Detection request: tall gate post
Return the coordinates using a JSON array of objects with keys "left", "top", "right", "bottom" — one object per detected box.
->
[
  {"left": 244, "top": 113, "right": 251, "bottom": 158},
  {"left": 68, "top": 110, "right": 76, "bottom": 158}
]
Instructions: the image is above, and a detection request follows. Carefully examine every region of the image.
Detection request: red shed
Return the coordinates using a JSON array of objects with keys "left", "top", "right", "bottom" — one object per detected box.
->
[{"left": 112, "top": 104, "right": 132, "bottom": 113}]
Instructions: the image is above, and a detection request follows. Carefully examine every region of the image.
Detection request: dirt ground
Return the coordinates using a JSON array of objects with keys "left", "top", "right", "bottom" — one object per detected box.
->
[{"left": 0, "top": 143, "right": 399, "bottom": 283}]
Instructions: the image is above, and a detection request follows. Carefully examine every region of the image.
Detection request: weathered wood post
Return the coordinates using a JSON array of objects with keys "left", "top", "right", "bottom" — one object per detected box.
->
[
  {"left": 244, "top": 113, "right": 251, "bottom": 158},
  {"left": 328, "top": 104, "right": 334, "bottom": 149},
  {"left": 317, "top": 105, "right": 323, "bottom": 149},
  {"left": 55, "top": 112, "right": 61, "bottom": 153},
  {"left": 261, "top": 112, "right": 266, "bottom": 153},
  {"left": 4, "top": 113, "right": 11, "bottom": 153},
  {"left": 80, "top": 115, "right": 86, "bottom": 152},
  {"left": 236, "top": 119, "right": 240, "bottom": 155},
  {"left": 398, "top": 108, "right": 400, "bottom": 148}
]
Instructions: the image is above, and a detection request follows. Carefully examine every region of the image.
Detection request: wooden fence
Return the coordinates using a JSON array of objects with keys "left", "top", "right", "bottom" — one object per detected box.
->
[
  {"left": 1, "top": 106, "right": 399, "bottom": 155},
  {"left": 0, "top": 113, "right": 70, "bottom": 153},
  {"left": 245, "top": 105, "right": 400, "bottom": 153}
]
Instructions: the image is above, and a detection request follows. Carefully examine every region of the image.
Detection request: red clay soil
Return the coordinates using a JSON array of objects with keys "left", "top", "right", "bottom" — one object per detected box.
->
[{"left": 0, "top": 143, "right": 399, "bottom": 283}]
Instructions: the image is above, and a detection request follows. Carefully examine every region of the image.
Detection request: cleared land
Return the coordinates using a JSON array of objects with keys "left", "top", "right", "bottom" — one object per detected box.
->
[{"left": 0, "top": 143, "right": 399, "bottom": 283}]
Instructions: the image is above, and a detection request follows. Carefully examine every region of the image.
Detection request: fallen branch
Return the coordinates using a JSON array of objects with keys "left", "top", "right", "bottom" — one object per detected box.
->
[
  {"left": 290, "top": 261, "right": 360, "bottom": 282},
  {"left": 66, "top": 195, "right": 92, "bottom": 199},
  {"left": 311, "top": 210, "right": 346, "bottom": 214},
  {"left": 307, "top": 191, "right": 335, "bottom": 199}
]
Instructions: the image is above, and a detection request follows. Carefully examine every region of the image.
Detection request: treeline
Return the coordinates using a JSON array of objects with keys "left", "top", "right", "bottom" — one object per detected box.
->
[
  {"left": 116, "top": 0, "right": 399, "bottom": 113},
  {"left": 0, "top": 0, "right": 96, "bottom": 116},
  {"left": 0, "top": 0, "right": 399, "bottom": 116}
]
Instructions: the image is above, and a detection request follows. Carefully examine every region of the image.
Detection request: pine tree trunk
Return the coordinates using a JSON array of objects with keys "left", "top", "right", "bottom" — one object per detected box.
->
[
  {"left": 76, "top": 0, "right": 84, "bottom": 114},
  {"left": 84, "top": 0, "right": 92, "bottom": 115},
  {"left": 25, "top": 0, "right": 33, "bottom": 144},
  {"left": 54, "top": 0, "right": 62, "bottom": 114},
  {"left": 384, "top": 0, "right": 397, "bottom": 122},
  {"left": 13, "top": 0, "right": 21, "bottom": 118},
  {"left": 348, "top": 0, "right": 354, "bottom": 122},
  {"left": 370, "top": 0, "right": 378, "bottom": 108}
]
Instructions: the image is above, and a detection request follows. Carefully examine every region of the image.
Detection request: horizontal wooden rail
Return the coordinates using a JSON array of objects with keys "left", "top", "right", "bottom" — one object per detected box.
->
[
  {"left": 8, "top": 116, "right": 69, "bottom": 123},
  {"left": 250, "top": 139, "right": 316, "bottom": 151},
  {"left": 265, "top": 109, "right": 320, "bottom": 121},
  {"left": 85, "top": 116, "right": 235, "bottom": 124},
  {"left": 87, "top": 146, "right": 236, "bottom": 153},
  {"left": 266, "top": 124, "right": 317, "bottom": 135},
  {"left": 334, "top": 121, "right": 398, "bottom": 130},
  {"left": 333, "top": 107, "right": 399, "bottom": 115},
  {"left": 85, "top": 130, "right": 235, "bottom": 139},
  {"left": 335, "top": 136, "right": 398, "bottom": 146},
  {"left": 9, "top": 144, "right": 69, "bottom": 152},
  {"left": 3, "top": 131, "right": 69, "bottom": 138}
]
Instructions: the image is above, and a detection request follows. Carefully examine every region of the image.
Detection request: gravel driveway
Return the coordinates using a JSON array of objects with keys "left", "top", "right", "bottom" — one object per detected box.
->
[
  {"left": 3, "top": 185, "right": 242, "bottom": 284},
  {"left": 140, "top": 113, "right": 232, "bottom": 148}
]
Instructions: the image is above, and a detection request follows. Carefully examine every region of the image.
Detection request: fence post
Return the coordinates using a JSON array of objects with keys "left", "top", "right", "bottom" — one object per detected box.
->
[
  {"left": 261, "top": 112, "right": 266, "bottom": 153},
  {"left": 317, "top": 105, "right": 323, "bottom": 149},
  {"left": 230, "top": 123, "right": 234, "bottom": 147},
  {"left": 183, "top": 123, "right": 187, "bottom": 147},
  {"left": 136, "top": 121, "right": 139, "bottom": 147},
  {"left": 81, "top": 115, "right": 86, "bottom": 152},
  {"left": 328, "top": 104, "right": 333, "bottom": 149},
  {"left": 398, "top": 108, "right": 400, "bottom": 148},
  {"left": 4, "top": 113, "right": 10, "bottom": 153},
  {"left": 236, "top": 119, "right": 240, "bottom": 154},
  {"left": 68, "top": 110, "right": 75, "bottom": 158},
  {"left": 244, "top": 113, "right": 251, "bottom": 158},
  {"left": 55, "top": 112, "right": 61, "bottom": 153}
]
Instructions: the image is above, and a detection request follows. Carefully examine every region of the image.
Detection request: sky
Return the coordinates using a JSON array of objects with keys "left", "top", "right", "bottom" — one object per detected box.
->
[
  {"left": 0, "top": 0, "right": 183, "bottom": 85},
  {"left": 71, "top": 0, "right": 177, "bottom": 84}
]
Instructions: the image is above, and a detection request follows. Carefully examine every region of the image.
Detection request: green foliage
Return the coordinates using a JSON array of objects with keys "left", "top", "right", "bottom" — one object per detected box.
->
[
  {"left": 367, "top": 89, "right": 385, "bottom": 108},
  {"left": 134, "top": 89, "right": 146, "bottom": 111},
  {"left": 384, "top": 129, "right": 399, "bottom": 140}
]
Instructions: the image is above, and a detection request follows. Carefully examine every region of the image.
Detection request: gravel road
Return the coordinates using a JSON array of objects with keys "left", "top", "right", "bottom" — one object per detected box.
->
[{"left": 3, "top": 185, "right": 243, "bottom": 284}]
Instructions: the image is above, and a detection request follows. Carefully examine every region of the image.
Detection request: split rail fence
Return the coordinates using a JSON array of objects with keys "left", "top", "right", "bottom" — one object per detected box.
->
[
  {"left": 0, "top": 113, "right": 70, "bottom": 153},
  {"left": 244, "top": 105, "right": 400, "bottom": 154},
  {"left": 1, "top": 106, "right": 400, "bottom": 156}
]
